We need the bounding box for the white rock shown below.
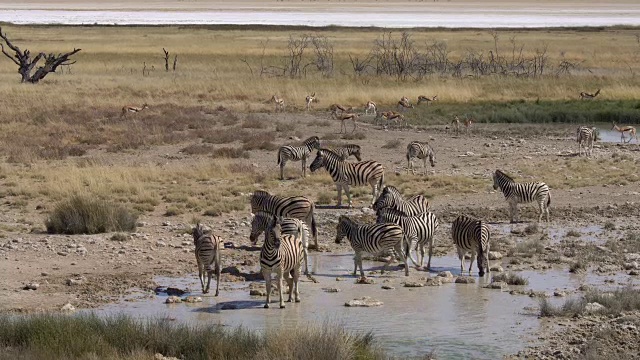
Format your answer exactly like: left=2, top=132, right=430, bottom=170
left=488, top=251, right=503, bottom=260
left=61, top=303, right=76, bottom=312
left=345, top=296, right=383, bottom=307
left=585, top=302, right=605, bottom=313
left=165, top=296, right=182, bottom=304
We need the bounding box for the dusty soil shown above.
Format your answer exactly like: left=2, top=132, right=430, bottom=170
left=1, top=111, right=639, bottom=357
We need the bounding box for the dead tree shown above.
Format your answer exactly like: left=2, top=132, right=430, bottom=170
left=163, top=48, right=170, bottom=72
left=0, top=27, right=81, bottom=84
left=173, top=55, right=178, bottom=71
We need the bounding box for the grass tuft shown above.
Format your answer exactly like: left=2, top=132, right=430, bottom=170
left=381, top=139, right=401, bottom=149
left=45, top=195, right=138, bottom=235
left=491, top=272, right=529, bottom=285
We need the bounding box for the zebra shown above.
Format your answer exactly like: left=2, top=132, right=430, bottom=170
left=335, top=215, right=408, bottom=277
left=277, top=136, right=321, bottom=180
left=492, top=169, right=551, bottom=223
left=192, top=223, right=223, bottom=296
left=326, top=144, right=362, bottom=161
left=451, top=215, right=490, bottom=277
left=250, top=211, right=310, bottom=275
left=376, top=208, right=439, bottom=270
left=576, top=126, right=596, bottom=157
left=372, top=185, right=429, bottom=216
left=260, top=215, right=305, bottom=309
left=309, top=148, right=384, bottom=207
left=250, top=190, right=319, bottom=249
left=406, top=141, right=436, bottom=174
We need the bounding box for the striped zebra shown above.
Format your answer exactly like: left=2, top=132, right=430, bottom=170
left=406, top=141, right=436, bottom=174
left=326, top=144, right=362, bottom=161
left=192, top=223, right=223, bottom=296
left=376, top=208, right=439, bottom=270
left=309, top=148, right=384, bottom=207
left=277, top=136, right=321, bottom=180
left=260, top=215, right=305, bottom=309
left=335, top=215, right=408, bottom=277
left=492, top=169, right=551, bottom=223
left=451, top=215, right=490, bottom=277
left=250, top=211, right=310, bottom=275
left=576, top=126, right=596, bottom=157
left=250, top=190, right=319, bottom=249
left=372, top=185, right=429, bottom=216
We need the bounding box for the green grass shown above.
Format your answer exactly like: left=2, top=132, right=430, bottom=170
left=45, top=195, right=138, bottom=234
left=0, top=314, right=386, bottom=360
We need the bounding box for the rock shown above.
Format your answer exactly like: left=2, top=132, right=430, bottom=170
left=66, top=278, right=83, bottom=286
left=623, top=261, right=639, bottom=270
left=183, top=296, right=203, bottom=303
left=554, top=291, right=567, bottom=297
left=23, top=283, right=39, bottom=290
left=624, top=253, right=640, bottom=261
left=426, top=277, right=442, bottom=286
left=455, top=276, right=476, bottom=284
left=585, top=302, right=605, bottom=313
left=345, top=296, right=383, bottom=307
left=155, top=241, right=167, bottom=247
left=41, top=272, right=49, bottom=276
left=222, top=266, right=242, bottom=276
left=162, top=221, right=171, bottom=226
left=490, top=265, right=504, bottom=272
left=629, top=270, right=639, bottom=276
left=486, top=281, right=507, bottom=290
left=437, top=271, right=453, bottom=278
left=166, top=287, right=187, bottom=296
left=381, top=285, right=395, bottom=290
left=578, top=284, right=593, bottom=292
left=335, top=277, right=345, bottom=281
left=61, top=303, right=75, bottom=312
left=355, top=277, right=375, bottom=284
left=76, top=246, right=87, bottom=255
left=57, top=251, right=69, bottom=256
left=488, top=251, right=503, bottom=260
left=165, top=296, right=182, bottom=304
left=596, top=264, right=619, bottom=273
left=249, top=289, right=267, bottom=296
left=404, top=281, right=424, bottom=288
left=360, top=207, right=375, bottom=215
left=322, top=287, right=341, bottom=293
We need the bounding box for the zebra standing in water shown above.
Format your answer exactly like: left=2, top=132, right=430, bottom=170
left=326, top=144, right=362, bottom=161
left=492, top=169, right=551, bottom=223
left=277, top=136, right=321, bottom=180
left=192, top=223, right=223, bottom=296
left=376, top=208, right=439, bottom=270
left=260, top=216, right=305, bottom=309
left=250, top=190, right=319, bottom=249
left=451, top=215, right=490, bottom=277
left=576, top=126, right=597, bottom=157
left=335, top=215, right=408, bottom=277
left=309, top=148, right=384, bottom=207
left=406, top=141, right=436, bottom=174
left=249, top=211, right=310, bottom=275
left=372, top=185, right=429, bottom=216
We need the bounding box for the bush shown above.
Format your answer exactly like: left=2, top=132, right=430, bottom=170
left=569, top=259, right=588, bottom=273
left=491, top=272, right=529, bottom=285
left=45, top=195, right=137, bottom=234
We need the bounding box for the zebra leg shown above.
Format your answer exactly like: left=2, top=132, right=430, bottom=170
left=457, top=248, right=466, bottom=276
left=205, top=269, right=212, bottom=294
left=336, top=184, right=343, bottom=207
left=345, top=184, right=352, bottom=208
left=262, top=269, right=272, bottom=308
left=280, top=160, right=286, bottom=180
left=214, top=259, right=221, bottom=297
left=301, top=157, right=306, bottom=178
left=198, top=263, right=206, bottom=293
left=285, top=273, right=294, bottom=302
left=509, top=201, right=518, bottom=223
left=277, top=268, right=285, bottom=309
left=355, top=251, right=365, bottom=278
left=395, top=243, right=409, bottom=276
left=293, top=267, right=301, bottom=303
left=538, top=200, right=544, bottom=223
left=426, top=236, right=434, bottom=271
left=468, top=249, right=477, bottom=276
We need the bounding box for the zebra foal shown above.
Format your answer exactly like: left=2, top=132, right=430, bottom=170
left=326, top=144, right=362, bottom=161
left=372, top=185, right=429, bottom=216
left=250, top=190, right=319, bottom=249
left=376, top=208, right=439, bottom=270
left=492, top=169, right=551, bottom=223
left=576, top=126, right=596, bottom=157
left=250, top=211, right=310, bottom=275
left=335, top=215, right=408, bottom=277
left=451, top=215, right=490, bottom=277
left=310, top=148, right=384, bottom=208
left=260, top=216, right=305, bottom=309
left=192, top=223, right=223, bottom=296
left=277, top=136, right=320, bottom=180
left=406, top=141, right=436, bottom=174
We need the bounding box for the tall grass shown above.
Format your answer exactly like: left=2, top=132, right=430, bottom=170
left=45, top=195, right=138, bottom=234
left=0, top=314, right=386, bottom=360
left=539, top=286, right=640, bottom=317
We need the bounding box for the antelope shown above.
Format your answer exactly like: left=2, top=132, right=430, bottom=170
left=329, top=103, right=348, bottom=118
left=611, top=122, right=638, bottom=143
left=364, top=101, right=377, bottom=116
left=463, top=116, right=475, bottom=133
left=417, top=95, right=438, bottom=106
left=379, top=111, right=406, bottom=128
left=121, top=103, right=148, bottom=118
left=451, top=115, right=461, bottom=134
left=398, top=97, right=414, bottom=112
left=579, top=89, right=601, bottom=100
left=271, top=95, right=285, bottom=112
left=338, top=113, right=359, bottom=133
left=305, top=93, right=317, bottom=111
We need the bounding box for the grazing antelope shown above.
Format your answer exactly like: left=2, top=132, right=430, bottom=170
left=337, top=113, right=359, bottom=133
left=121, top=103, right=148, bottom=118
left=305, top=93, right=317, bottom=111
left=329, top=103, right=348, bottom=118
left=271, top=95, right=285, bottom=112
left=383, top=111, right=406, bottom=128
left=463, top=116, right=475, bottom=134
left=398, top=98, right=414, bottom=112
left=579, top=89, right=601, bottom=100
left=417, top=95, right=438, bottom=106
left=364, top=101, right=377, bottom=116
left=451, top=115, right=461, bottom=134
left=611, top=122, right=638, bottom=143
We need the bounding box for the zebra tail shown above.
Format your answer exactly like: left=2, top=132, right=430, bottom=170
left=310, top=204, right=318, bottom=240
left=277, top=148, right=283, bottom=166
left=547, top=192, right=551, bottom=207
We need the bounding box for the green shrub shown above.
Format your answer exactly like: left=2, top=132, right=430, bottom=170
left=45, top=195, right=137, bottom=234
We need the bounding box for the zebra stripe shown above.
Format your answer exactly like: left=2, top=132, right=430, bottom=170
left=335, top=215, right=408, bottom=277
left=492, top=169, right=551, bottom=223
left=309, top=148, right=384, bottom=207
left=576, top=126, right=596, bottom=157
left=193, top=223, right=223, bottom=296
left=250, top=190, right=319, bottom=249
left=326, top=144, right=362, bottom=161
left=277, top=136, right=320, bottom=180
left=250, top=211, right=310, bottom=275
left=372, top=185, right=429, bottom=216
left=376, top=207, right=439, bottom=270
left=406, top=141, right=436, bottom=174
left=451, top=215, right=490, bottom=277
left=260, top=216, right=305, bottom=309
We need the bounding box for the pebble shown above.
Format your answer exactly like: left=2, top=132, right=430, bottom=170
left=554, top=291, right=567, bottom=297
left=584, top=302, right=605, bottom=313
left=322, top=287, right=341, bottom=293
left=61, top=303, right=76, bottom=312
left=23, top=283, right=39, bottom=290
left=183, top=296, right=203, bottom=303
left=490, top=265, right=504, bottom=272
left=165, top=296, right=182, bottom=304
left=381, top=285, right=395, bottom=290
left=404, top=281, right=424, bottom=288
left=488, top=251, right=503, bottom=260
left=66, top=278, right=83, bottom=286
left=486, top=281, right=508, bottom=290
left=426, top=277, right=443, bottom=286
left=355, top=277, right=375, bottom=284
left=437, top=271, right=453, bottom=278
left=344, top=296, right=383, bottom=307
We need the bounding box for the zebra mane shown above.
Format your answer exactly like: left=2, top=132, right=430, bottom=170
left=302, top=136, right=320, bottom=146
left=495, top=169, right=514, bottom=182
left=318, top=148, right=342, bottom=158
left=382, top=185, right=402, bottom=195
left=252, top=189, right=271, bottom=197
